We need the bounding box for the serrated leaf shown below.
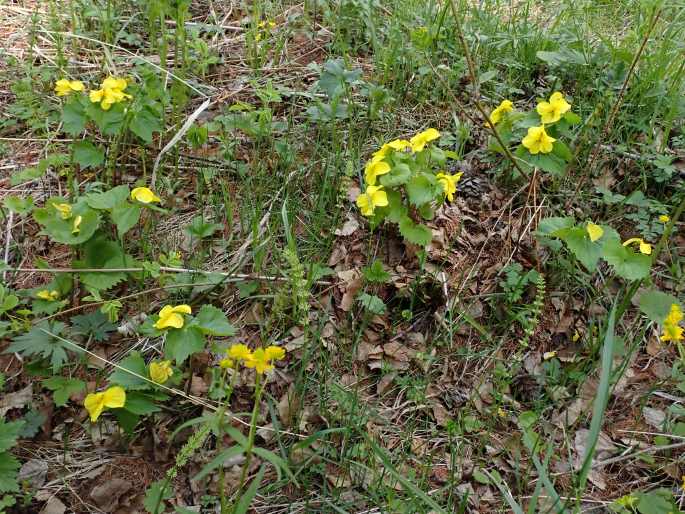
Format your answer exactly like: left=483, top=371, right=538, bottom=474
left=62, top=99, right=87, bottom=135
left=130, top=105, right=163, bottom=143
left=194, top=305, right=236, bottom=336
left=0, top=420, right=24, bottom=452
left=111, top=202, right=141, bottom=237
left=559, top=227, right=603, bottom=271
left=85, top=185, right=130, bottom=210
left=42, top=376, right=86, bottom=407
left=3, top=195, right=34, bottom=215
left=0, top=453, right=20, bottom=493
left=73, top=140, right=104, bottom=170
left=379, top=163, right=411, bottom=187
left=165, top=326, right=206, bottom=364
left=87, top=102, right=125, bottom=136
left=406, top=174, right=435, bottom=206
left=398, top=216, right=432, bottom=247
left=358, top=293, right=386, bottom=315
left=362, top=260, right=390, bottom=283
left=70, top=311, right=116, bottom=342
left=5, top=321, right=75, bottom=372
left=109, top=352, right=150, bottom=390
left=124, top=392, right=162, bottom=415
left=33, top=201, right=100, bottom=245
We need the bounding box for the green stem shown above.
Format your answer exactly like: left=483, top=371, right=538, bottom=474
left=218, top=368, right=239, bottom=513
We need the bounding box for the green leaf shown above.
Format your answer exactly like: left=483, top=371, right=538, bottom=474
left=0, top=453, right=20, bottom=493
left=42, top=376, right=86, bottom=407
left=635, top=489, right=679, bottom=514
left=85, top=185, right=130, bottom=210
left=379, top=163, right=411, bottom=187
left=405, top=174, right=435, bottom=206
left=192, top=445, right=243, bottom=481
left=639, top=290, right=680, bottom=324
left=109, top=352, right=150, bottom=390
left=602, top=240, right=651, bottom=280
left=552, top=140, right=573, bottom=162
left=0, top=419, right=24, bottom=452
left=233, top=465, right=266, bottom=514
left=165, top=326, right=205, bottom=364
left=73, top=140, right=104, bottom=170
left=357, top=293, right=386, bottom=315
left=186, top=217, right=222, bottom=239
left=252, top=446, right=297, bottom=484
left=143, top=479, right=173, bottom=514
left=362, top=260, right=390, bottom=283
left=559, top=227, right=603, bottom=271
left=114, top=409, right=140, bottom=435
left=124, top=392, right=162, bottom=415
left=536, top=48, right=587, bottom=66
left=563, top=112, right=581, bottom=125
left=77, top=234, right=130, bottom=290
left=521, top=152, right=567, bottom=176
left=130, top=106, right=163, bottom=143
left=194, top=305, right=236, bottom=336
left=383, top=189, right=407, bottom=224
left=86, top=102, right=125, bottom=136
left=3, top=195, right=34, bottom=215
left=33, top=200, right=100, bottom=245
left=398, top=216, right=432, bottom=247
left=111, top=202, right=141, bottom=237
left=5, top=321, right=75, bottom=372
left=62, top=99, right=87, bottom=135
left=536, top=216, right=575, bottom=236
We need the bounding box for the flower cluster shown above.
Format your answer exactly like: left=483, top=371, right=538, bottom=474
left=36, top=290, right=60, bottom=301
left=661, top=304, right=684, bottom=343
left=623, top=237, right=652, bottom=255
left=54, top=76, right=132, bottom=110
left=84, top=386, right=126, bottom=422
left=220, top=343, right=286, bottom=374
left=255, top=20, right=276, bottom=42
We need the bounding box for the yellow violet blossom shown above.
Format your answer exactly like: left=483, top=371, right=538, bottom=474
left=364, top=160, right=391, bottom=185
left=371, top=139, right=411, bottom=163
left=54, top=203, right=73, bottom=220
left=227, top=343, right=253, bottom=362
left=622, top=237, right=652, bottom=255
left=660, top=304, right=684, bottom=343
left=84, top=386, right=126, bottom=422
left=410, top=128, right=440, bottom=153
left=219, top=358, right=235, bottom=369
left=487, top=99, right=514, bottom=125
left=37, top=290, right=59, bottom=301
left=522, top=125, right=556, bottom=154
left=586, top=222, right=604, bottom=242
left=154, top=304, right=192, bottom=330
left=131, top=187, right=161, bottom=204
left=436, top=171, right=463, bottom=202
left=149, top=360, right=173, bottom=384
left=71, top=215, right=82, bottom=235
left=89, top=76, right=132, bottom=110
left=54, top=79, right=85, bottom=97
left=356, top=185, right=389, bottom=217
left=244, top=345, right=286, bottom=374
left=536, top=92, right=571, bottom=124
left=659, top=215, right=670, bottom=223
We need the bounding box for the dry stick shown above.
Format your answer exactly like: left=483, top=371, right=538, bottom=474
left=444, top=0, right=531, bottom=182
left=565, top=7, right=662, bottom=209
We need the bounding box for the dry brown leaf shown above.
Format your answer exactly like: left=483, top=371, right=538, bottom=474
left=0, top=383, right=32, bottom=416
left=90, top=478, right=132, bottom=512
left=40, top=496, right=67, bottom=514
left=335, top=215, right=360, bottom=237
left=642, top=407, right=666, bottom=429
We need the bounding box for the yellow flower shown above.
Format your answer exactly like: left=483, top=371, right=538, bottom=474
left=84, top=386, right=126, bottom=422
left=410, top=128, right=440, bottom=153
left=487, top=99, right=514, bottom=125
left=436, top=171, right=463, bottom=202
left=659, top=215, right=670, bottom=223
left=89, top=76, right=131, bottom=110
left=228, top=344, right=253, bottom=361
left=71, top=215, right=82, bottom=235
left=54, top=79, right=85, bottom=96
left=536, top=92, right=571, bottom=124
left=149, top=360, right=173, bottom=384
left=543, top=351, right=557, bottom=361
left=364, top=160, right=391, bottom=185
left=622, top=237, right=652, bottom=255
left=53, top=203, right=72, bottom=220
left=131, top=187, right=161, bottom=204
left=681, top=475, right=685, bottom=491
left=356, top=185, right=389, bottom=217
left=586, top=222, right=604, bottom=242
left=660, top=304, right=684, bottom=343
left=521, top=125, right=556, bottom=154
left=154, top=304, right=192, bottom=330
left=371, top=139, right=411, bottom=163
left=219, top=358, right=235, bottom=369
left=244, top=345, right=286, bottom=374
left=37, top=290, right=59, bottom=301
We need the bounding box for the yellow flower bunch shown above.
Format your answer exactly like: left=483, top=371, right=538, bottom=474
left=255, top=20, right=277, bottom=42
left=154, top=304, right=192, bottom=330
left=222, top=344, right=286, bottom=374
left=54, top=79, right=85, bottom=97
left=84, top=386, right=126, bottom=422
left=149, top=360, right=173, bottom=384
left=409, top=128, right=440, bottom=153
left=537, top=92, right=571, bottom=124
left=89, top=77, right=132, bottom=111
left=436, top=172, right=463, bottom=202
left=356, top=185, right=388, bottom=217
left=131, top=187, right=161, bottom=204
left=53, top=203, right=73, bottom=220
left=661, top=304, right=684, bottom=342
left=522, top=125, right=556, bottom=154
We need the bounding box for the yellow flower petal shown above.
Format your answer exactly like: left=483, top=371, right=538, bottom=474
left=622, top=237, right=651, bottom=255
left=659, top=215, right=670, bottom=223
left=53, top=203, right=72, bottom=220
left=131, top=187, right=161, bottom=204
left=154, top=304, right=191, bottom=330
left=71, top=215, right=82, bottom=235
left=149, top=360, right=173, bottom=384
left=487, top=99, right=514, bottom=125
left=356, top=193, right=373, bottom=217
left=537, top=92, right=571, bottom=124
left=102, top=386, right=126, bottom=408
left=89, top=89, right=104, bottom=103
left=228, top=344, right=253, bottom=361
left=522, top=125, right=556, bottom=155
left=84, top=392, right=106, bottom=422
left=410, top=128, right=440, bottom=153
left=586, top=222, right=604, bottom=242
left=219, top=358, right=235, bottom=369
left=364, top=160, right=391, bottom=186
left=37, top=290, right=59, bottom=301
left=264, top=345, right=286, bottom=361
